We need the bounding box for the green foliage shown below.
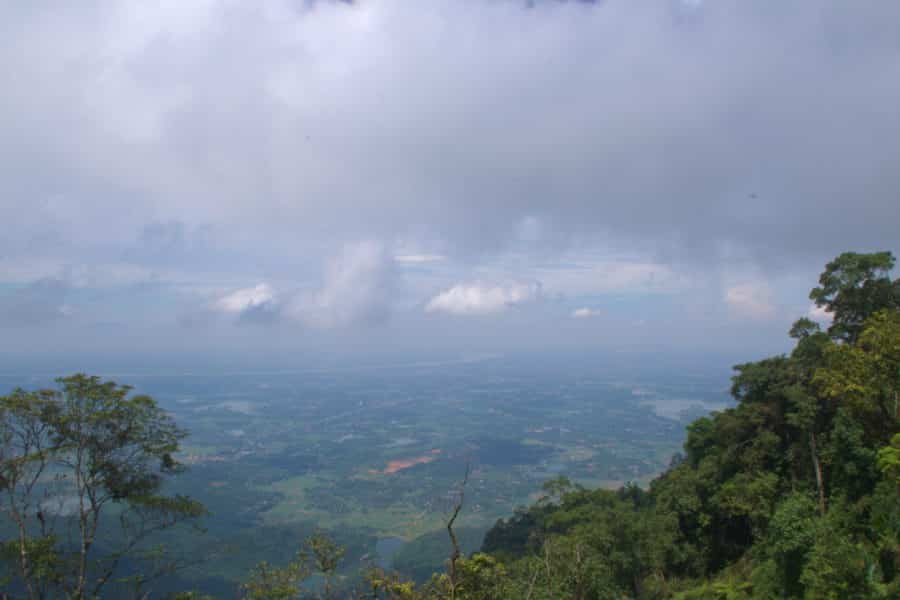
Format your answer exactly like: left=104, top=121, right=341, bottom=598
left=809, top=250, right=898, bottom=342
left=1, top=374, right=206, bottom=599
left=237, top=532, right=348, bottom=600
left=365, top=567, right=422, bottom=599
left=241, top=551, right=310, bottom=600
left=426, top=553, right=511, bottom=599
left=815, top=309, right=900, bottom=442
left=471, top=251, right=900, bottom=598
left=0, top=536, right=61, bottom=592
left=799, top=514, right=876, bottom=599
left=877, top=433, right=900, bottom=488
left=306, top=531, right=346, bottom=599
left=481, top=505, right=552, bottom=561
left=674, top=580, right=752, bottom=600
left=761, top=492, right=818, bottom=597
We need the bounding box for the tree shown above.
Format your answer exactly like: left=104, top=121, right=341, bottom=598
left=241, top=550, right=310, bottom=600
left=0, top=375, right=206, bottom=599
left=443, top=463, right=470, bottom=600
left=763, top=492, right=818, bottom=597
left=466, top=250, right=900, bottom=598
left=364, top=566, right=422, bottom=600
left=426, top=553, right=511, bottom=600
left=799, top=510, right=877, bottom=600
left=787, top=317, right=832, bottom=515
left=815, top=309, right=900, bottom=442
left=809, top=251, right=898, bottom=343
left=878, top=433, right=900, bottom=490
left=238, top=532, right=346, bottom=600
left=306, top=531, right=346, bottom=600
left=0, top=388, right=60, bottom=599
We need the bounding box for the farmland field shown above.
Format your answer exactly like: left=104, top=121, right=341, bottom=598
left=1, top=354, right=731, bottom=592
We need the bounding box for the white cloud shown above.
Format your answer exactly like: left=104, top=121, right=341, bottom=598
left=209, top=243, right=396, bottom=328
left=725, top=282, right=775, bottom=320
left=425, top=282, right=541, bottom=316
left=394, top=254, right=445, bottom=264
left=287, top=241, right=395, bottom=328
left=571, top=307, right=601, bottom=318
left=206, top=243, right=395, bottom=328
left=807, top=304, right=833, bottom=323
left=215, top=283, right=277, bottom=314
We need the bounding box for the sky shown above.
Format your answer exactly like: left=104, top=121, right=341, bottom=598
left=1, top=0, right=898, bottom=369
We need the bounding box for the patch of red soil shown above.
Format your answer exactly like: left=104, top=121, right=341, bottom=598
left=382, top=449, right=441, bottom=474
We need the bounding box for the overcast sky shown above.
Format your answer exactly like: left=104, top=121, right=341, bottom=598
left=1, top=0, right=898, bottom=368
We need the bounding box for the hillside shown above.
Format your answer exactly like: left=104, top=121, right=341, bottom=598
left=470, top=251, right=900, bottom=598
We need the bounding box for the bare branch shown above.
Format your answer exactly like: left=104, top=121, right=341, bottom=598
left=445, top=461, right=470, bottom=599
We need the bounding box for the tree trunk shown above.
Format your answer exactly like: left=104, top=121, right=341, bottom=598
left=809, top=431, right=826, bottom=516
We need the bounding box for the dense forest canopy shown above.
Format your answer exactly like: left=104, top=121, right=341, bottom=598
left=476, top=251, right=899, bottom=599
left=2, top=250, right=898, bottom=599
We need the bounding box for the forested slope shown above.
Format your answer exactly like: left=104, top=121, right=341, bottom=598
left=473, top=251, right=900, bottom=599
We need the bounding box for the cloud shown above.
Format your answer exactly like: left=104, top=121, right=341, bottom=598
left=286, top=241, right=396, bottom=328
left=571, top=307, right=601, bottom=318
left=0, top=278, right=72, bottom=326
left=140, top=220, right=187, bottom=255
left=215, top=283, right=278, bottom=314
left=3, top=0, right=898, bottom=268
left=394, top=254, right=446, bottom=265
left=724, top=282, right=775, bottom=320
left=1, top=1, right=898, bottom=358
left=213, top=283, right=281, bottom=324
left=426, top=281, right=541, bottom=316
left=533, top=258, right=688, bottom=296
left=207, top=242, right=396, bottom=329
